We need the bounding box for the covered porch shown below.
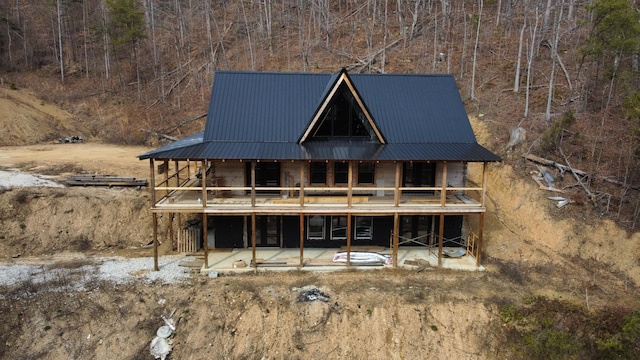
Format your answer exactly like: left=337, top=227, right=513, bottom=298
left=194, top=246, right=484, bottom=273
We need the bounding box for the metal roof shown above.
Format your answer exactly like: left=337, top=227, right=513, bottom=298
left=139, top=70, right=501, bottom=162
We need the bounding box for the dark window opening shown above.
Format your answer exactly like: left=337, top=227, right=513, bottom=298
left=310, top=162, right=327, bottom=185
left=402, top=162, right=436, bottom=195
left=357, top=162, right=375, bottom=184
left=311, top=84, right=375, bottom=141
left=245, top=162, right=280, bottom=195
left=334, top=163, right=348, bottom=185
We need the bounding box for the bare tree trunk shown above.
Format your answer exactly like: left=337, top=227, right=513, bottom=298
left=514, top=16, right=526, bottom=92
left=101, top=1, right=110, bottom=81
left=545, top=0, right=564, bottom=122
left=542, top=0, right=553, bottom=34
left=524, top=7, right=539, bottom=119
left=496, top=0, right=501, bottom=27
left=460, top=2, right=468, bottom=79
left=56, top=0, right=65, bottom=83
left=470, top=0, right=483, bottom=100
left=82, top=0, right=89, bottom=78
left=239, top=0, right=254, bottom=70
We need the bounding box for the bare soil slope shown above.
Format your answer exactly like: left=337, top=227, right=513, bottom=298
left=0, top=87, right=637, bottom=360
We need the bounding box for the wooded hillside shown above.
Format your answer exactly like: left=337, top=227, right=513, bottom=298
left=1, top=0, right=639, bottom=228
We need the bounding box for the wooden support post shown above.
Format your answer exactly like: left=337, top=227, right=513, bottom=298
left=299, top=162, right=305, bottom=208
left=163, top=159, right=169, bottom=198
left=393, top=213, right=399, bottom=268
left=476, top=213, right=484, bottom=267
left=346, top=214, right=352, bottom=267
left=348, top=162, right=353, bottom=208
left=201, top=160, right=209, bottom=269
left=481, top=162, right=487, bottom=208
left=440, top=161, right=448, bottom=207
left=201, top=160, right=208, bottom=205
left=174, top=160, right=180, bottom=187
left=251, top=162, right=256, bottom=207
left=150, top=159, right=159, bottom=271
left=438, top=214, right=445, bottom=268
left=203, top=213, right=209, bottom=269
left=169, top=212, right=174, bottom=250
left=153, top=213, right=159, bottom=271
left=394, top=162, right=401, bottom=207
left=299, top=214, right=305, bottom=267
left=251, top=213, right=257, bottom=269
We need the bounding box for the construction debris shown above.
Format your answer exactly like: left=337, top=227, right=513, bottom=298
left=297, top=287, right=331, bottom=303
left=150, top=310, right=176, bottom=360
left=331, top=251, right=392, bottom=265
left=65, top=174, right=148, bottom=188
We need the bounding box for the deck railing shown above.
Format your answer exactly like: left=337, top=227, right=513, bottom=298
left=152, top=181, right=485, bottom=211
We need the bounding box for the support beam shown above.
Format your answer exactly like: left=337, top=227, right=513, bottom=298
left=251, top=162, right=256, bottom=207
left=393, top=213, right=399, bottom=267
left=438, top=214, right=445, bottom=268
left=251, top=213, right=257, bottom=269
left=481, top=162, right=487, bottom=208
left=440, top=161, right=448, bottom=207
left=299, top=214, right=305, bottom=267
left=347, top=162, right=353, bottom=208
left=346, top=214, right=352, bottom=267
left=201, top=160, right=209, bottom=269
left=299, top=162, right=305, bottom=208
left=150, top=159, right=158, bottom=271
left=203, top=213, right=209, bottom=268
left=477, top=213, right=484, bottom=267
left=153, top=213, right=159, bottom=271
left=394, top=162, right=401, bottom=207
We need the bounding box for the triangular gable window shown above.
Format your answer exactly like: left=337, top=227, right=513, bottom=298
left=299, top=70, right=385, bottom=144
left=313, top=82, right=372, bottom=140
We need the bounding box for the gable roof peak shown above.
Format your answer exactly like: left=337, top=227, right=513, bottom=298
left=299, top=68, right=386, bottom=144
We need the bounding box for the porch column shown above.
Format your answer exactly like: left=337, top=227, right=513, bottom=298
left=438, top=214, right=445, bottom=268
left=251, top=213, right=257, bottom=269
left=348, top=162, right=353, bottom=208
left=202, top=213, right=209, bottom=268
left=346, top=214, right=352, bottom=267
left=202, top=160, right=209, bottom=268
left=153, top=213, right=159, bottom=271
left=394, top=162, right=401, bottom=207
left=299, top=162, right=305, bottom=208
left=481, top=162, right=487, bottom=207
left=251, top=161, right=256, bottom=207
left=150, top=159, right=159, bottom=271
left=440, top=161, right=448, bottom=207
left=163, top=159, right=169, bottom=198
left=477, top=213, right=484, bottom=267
left=392, top=213, right=399, bottom=268
left=299, top=214, right=305, bottom=267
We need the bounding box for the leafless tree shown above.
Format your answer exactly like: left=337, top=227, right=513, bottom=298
left=470, top=0, right=483, bottom=100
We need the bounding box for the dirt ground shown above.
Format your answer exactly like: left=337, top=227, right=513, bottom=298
left=0, top=86, right=638, bottom=359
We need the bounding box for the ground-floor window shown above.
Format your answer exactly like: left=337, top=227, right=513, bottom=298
left=355, top=216, right=373, bottom=240
left=307, top=215, right=325, bottom=239
left=331, top=216, right=347, bottom=240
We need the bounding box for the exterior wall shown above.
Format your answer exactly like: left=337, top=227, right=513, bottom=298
left=214, top=160, right=467, bottom=193
left=212, top=161, right=245, bottom=196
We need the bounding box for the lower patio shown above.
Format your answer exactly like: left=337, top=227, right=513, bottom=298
left=195, top=247, right=484, bottom=274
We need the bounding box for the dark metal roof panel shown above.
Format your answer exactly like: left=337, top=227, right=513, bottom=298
left=138, top=132, right=204, bottom=159
left=204, top=71, right=331, bottom=142
left=350, top=73, right=476, bottom=143
left=141, top=71, right=501, bottom=163
left=141, top=141, right=500, bottom=162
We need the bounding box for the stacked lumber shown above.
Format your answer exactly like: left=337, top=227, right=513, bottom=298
left=65, top=174, right=148, bottom=187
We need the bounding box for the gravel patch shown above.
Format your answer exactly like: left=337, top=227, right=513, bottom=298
left=0, top=169, right=63, bottom=188
left=0, top=255, right=192, bottom=297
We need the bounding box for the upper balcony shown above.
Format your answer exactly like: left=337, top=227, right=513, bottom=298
left=151, top=176, right=486, bottom=215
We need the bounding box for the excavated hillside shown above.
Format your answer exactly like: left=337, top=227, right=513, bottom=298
left=0, top=85, right=638, bottom=359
